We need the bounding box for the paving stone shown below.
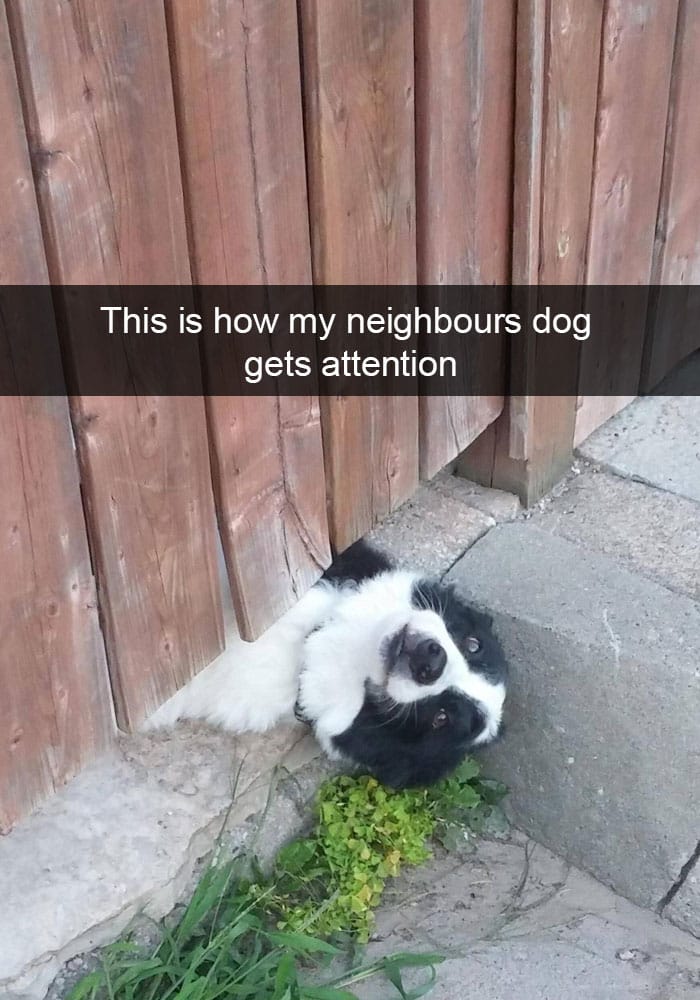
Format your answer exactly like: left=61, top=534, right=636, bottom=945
left=446, top=523, right=700, bottom=919
left=433, top=471, right=522, bottom=522
left=531, top=467, right=700, bottom=602
left=354, top=838, right=700, bottom=1000
left=367, top=483, right=494, bottom=576
left=578, top=353, right=700, bottom=503
left=7, top=457, right=700, bottom=1000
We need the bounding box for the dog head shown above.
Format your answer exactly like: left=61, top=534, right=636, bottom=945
left=379, top=580, right=506, bottom=741
left=299, top=571, right=508, bottom=789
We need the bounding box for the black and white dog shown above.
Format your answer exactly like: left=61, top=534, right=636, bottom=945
left=147, top=541, right=507, bottom=788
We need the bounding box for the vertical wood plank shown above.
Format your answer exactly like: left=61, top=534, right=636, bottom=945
left=539, top=0, right=604, bottom=287
left=300, top=0, right=419, bottom=551
left=8, top=0, right=223, bottom=728
left=575, top=0, right=679, bottom=444
left=459, top=0, right=603, bottom=503
left=166, top=0, right=330, bottom=639
left=511, top=0, right=603, bottom=486
left=416, top=0, right=515, bottom=287
left=0, top=5, right=114, bottom=831
left=644, top=0, right=700, bottom=388
left=415, top=0, right=512, bottom=479
left=459, top=0, right=548, bottom=499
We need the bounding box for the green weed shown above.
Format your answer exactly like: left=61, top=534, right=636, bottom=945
left=253, top=758, right=507, bottom=943
left=68, top=758, right=505, bottom=1000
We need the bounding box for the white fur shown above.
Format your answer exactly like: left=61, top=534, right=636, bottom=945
left=145, top=570, right=505, bottom=757
left=145, top=582, right=340, bottom=732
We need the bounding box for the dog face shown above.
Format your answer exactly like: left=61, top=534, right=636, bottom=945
left=297, top=570, right=508, bottom=789
left=380, top=582, right=507, bottom=743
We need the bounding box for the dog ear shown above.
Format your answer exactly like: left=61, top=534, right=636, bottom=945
left=323, top=539, right=394, bottom=585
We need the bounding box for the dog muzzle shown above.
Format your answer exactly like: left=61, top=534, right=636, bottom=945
left=386, top=626, right=447, bottom=685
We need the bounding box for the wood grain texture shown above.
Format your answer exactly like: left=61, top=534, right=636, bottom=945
left=416, top=0, right=515, bottom=287
left=575, top=0, right=679, bottom=444
left=539, top=0, right=604, bottom=287
left=167, top=0, right=330, bottom=638
left=8, top=0, right=223, bottom=729
left=415, top=0, right=511, bottom=479
left=300, top=0, right=419, bottom=551
left=459, top=0, right=603, bottom=502
left=644, top=0, right=700, bottom=389
left=167, top=0, right=312, bottom=287
left=0, top=6, right=114, bottom=831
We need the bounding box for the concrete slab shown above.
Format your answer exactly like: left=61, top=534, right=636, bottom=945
left=578, top=354, right=700, bottom=503
left=367, top=482, right=494, bottom=576
left=445, top=523, right=700, bottom=918
left=667, top=857, right=700, bottom=939
left=356, top=837, right=700, bottom=1000
left=432, top=470, right=522, bottom=522
left=531, top=467, right=700, bottom=602
left=0, top=725, right=330, bottom=1000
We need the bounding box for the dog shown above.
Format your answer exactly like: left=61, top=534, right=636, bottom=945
left=146, top=540, right=508, bottom=788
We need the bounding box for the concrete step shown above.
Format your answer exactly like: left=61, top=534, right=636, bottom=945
left=447, top=521, right=700, bottom=937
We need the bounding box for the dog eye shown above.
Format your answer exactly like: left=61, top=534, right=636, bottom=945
left=465, top=636, right=481, bottom=654
left=432, top=709, right=449, bottom=729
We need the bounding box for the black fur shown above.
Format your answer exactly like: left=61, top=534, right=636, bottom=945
left=333, top=686, right=486, bottom=789
left=323, top=539, right=394, bottom=586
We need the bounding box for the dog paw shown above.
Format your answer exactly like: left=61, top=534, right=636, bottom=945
left=293, top=701, right=312, bottom=725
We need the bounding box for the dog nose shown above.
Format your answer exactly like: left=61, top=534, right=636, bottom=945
left=409, top=638, right=447, bottom=684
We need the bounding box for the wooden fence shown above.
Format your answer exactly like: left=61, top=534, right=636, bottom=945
left=1, top=0, right=698, bottom=831
left=461, top=0, right=700, bottom=500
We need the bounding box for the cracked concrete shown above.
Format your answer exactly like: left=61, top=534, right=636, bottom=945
left=0, top=725, right=332, bottom=1000
left=663, top=844, right=700, bottom=939
left=354, top=835, right=700, bottom=1000
left=659, top=843, right=700, bottom=914
left=366, top=481, right=495, bottom=576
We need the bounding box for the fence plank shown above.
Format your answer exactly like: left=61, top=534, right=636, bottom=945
left=415, top=0, right=512, bottom=479
left=575, top=0, right=679, bottom=444
left=300, top=0, right=419, bottom=551
left=0, top=7, right=114, bottom=831
left=458, top=0, right=602, bottom=503
left=166, top=0, right=331, bottom=639
left=644, top=0, right=700, bottom=388
left=8, top=0, right=223, bottom=729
